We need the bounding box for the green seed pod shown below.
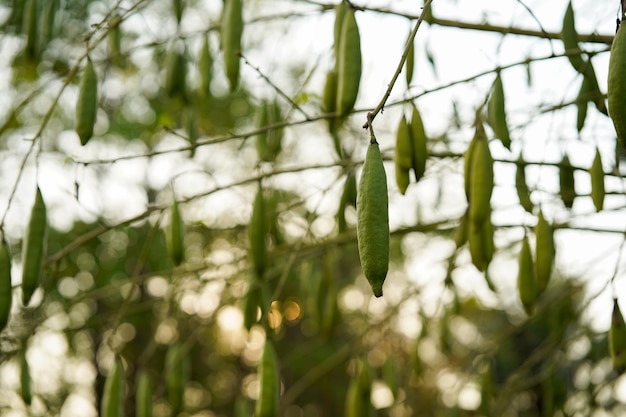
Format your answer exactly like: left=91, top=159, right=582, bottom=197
left=395, top=116, right=413, bottom=170
left=333, top=1, right=348, bottom=59
left=576, top=75, right=592, bottom=132
left=463, top=132, right=479, bottom=202
left=410, top=104, right=428, bottom=182
left=468, top=213, right=494, bottom=272
left=0, top=240, right=12, bottom=332
left=357, top=140, right=389, bottom=297
left=255, top=100, right=283, bottom=163
left=173, top=0, right=184, bottom=24
left=244, top=275, right=261, bottom=330
left=22, top=186, right=47, bottom=307
left=20, top=350, right=31, bottom=405
left=517, top=235, right=537, bottom=315
left=335, top=7, right=361, bottom=116
left=101, top=357, right=124, bottom=417
left=535, top=210, right=555, bottom=294
left=453, top=209, right=469, bottom=249
left=515, top=156, right=533, bottom=213
left=249, top=186, right=267, bottom=280
left=22, top=0, right=38, bottom=61
left=235, top=396, right=252, bottom=417
left=338, top=171, right=357, bottom=232
left=610, top=298, right=626, bottom=372
left=136, top=370, right=153, bottom=417
left=405, top=31, right=415, bottom=87
left=395, top=164, right=410, bottom=196
left=221, top=0, right=243, bottom=91
left=40, top=0, right=58, bottom=48
left=255, top=340, right=280, bottom=417
left=487, top=74, right=511, bottom=150
left=164, top=48, right=187, bottom=99
left=608, top=22, right=626, bottom=147
left=590, top=147, right=605, bottom=212
left=582, top=63, right=607, bottom=115
left=323, top=69, right=337, bottom=115
left=561, top=1, right=585, bottom=73
left=108, top=17, right=123, bottom=66
left=198, top=35, right=213, bottom=97
left=559, top=155, right=576, bottom=209
left=75, top=59, right=98, bottom=145
left=165, top=342, right=190, bottom=415
left=167, top=199, right=184, bottom=266
left=345, top=362, right=373, bottom=417
left=468, top=122, right=493, bottom=226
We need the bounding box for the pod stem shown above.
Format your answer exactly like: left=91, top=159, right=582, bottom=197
left=366, top=113, right=378, bottom=144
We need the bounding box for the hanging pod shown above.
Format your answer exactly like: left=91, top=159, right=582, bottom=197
left=0, top=240, right=12, bottom=332
left=101, top=357, right=124, bottom=417
left=198, top=35, right=213, bottom=97
left=487, top=73, right=511, bottom=150
left=221, top=0, right=243, bottom=91
left=468, top=122, right=494, bottom=226
left=165, top=342, right=190, bottom=415
left=75, top=59, right=98, bottom=145
left=164, top=47, right=187, bottom=99
left=394, top=115, right=413, bottom=195
left=576, top=75, right=592, bottom=132
left=608, top=18, right=626, bottom=147
left=333, top=1, right=348, bottom=59
left=249, top=186, right=267, bottom=280
left=517, top=235, right=537, bottom=315
left=167, top=199, right=185, bottom=266
left=589, top=147, right=605, bottom=212
left=515, top=156, right=533, bottom=213
left=337, top=170, right=358, bottom=232
left=357, top=139, right=389, bottom=297
left=22, top=0, right=38, bottom=61
left=255, top=100, right=283, bottom=163
left=610, top=299, right=626, bottom=372
left=561, top=1, right=585, bottom=73
left=405, top=31, right=415, bottom=87
left=558, top=155, right=576, bottom=209
left=345, top=361, right=373, bottom=417
left=255, top=340, right=280, bottom=417
left=468, top=212, right=494, bottom=272
left=22, top=186, right=47, bottom=306
left=335, top=7, right=361, bottom=116
left=136, top=370, right=153, bottom=417
left=535, top=210, right=555, bottom=294
left=410, top=104, right=428, bottom=182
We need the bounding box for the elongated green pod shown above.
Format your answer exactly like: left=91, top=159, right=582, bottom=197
left=244, top=275, right=261, bottom=330
left=608, top=22, right=626, bottom=147
left=41, top=0, right=58, bottom=48
left=235, top=396, right=252, bottom=417
left=559, top=155, right=576, bottom=209
left=338, top=170, right=357, bottom=232
left=610, top=298, right=626, bottom=372
left=168, top=199, right=184, bottom=265
left=515, top=157, right=533, bottom=213
left=517, top=235, right=537, bottom=315
left=249, top=186, right=267, bottom=279
left=535, top=210, right=555, bottom=294
left=173, top=0, right=184, bottom=23
left=582, top=63, right=607, bottom=115
left=357, top=139, right=389, bottom=297
left=345, top=362, right=373, bottom=417
left=468, top=122, right=493, bottom=226
left=468, top=213, right=494, bottom=272
left=198, top=35, right=213, bottom=97
left=101, top=356, right=124, bottom=417
left=75, top=60, right=98, bottom=145
left=22, top=186, right=47, bottom=306
left=0, top=240, right=12, bottom=332
left=136, top=370, right=153, bottom=417
left=590, top=147, right=605, bottom=212
left=20, top=350, right=31, bottom=405
left=453, top=209, right=469, bottom=249
left=335, top=7, right=361, bottom=116
left=165, top=342, right=190, bottom=415
left=164, top=48, right=186, bottom=99
left=221, top=0, right=243, bottom=91
left=405, top=31, right=415, bottom=86
left=463, top=133, right=479, bottom=202
left=255, top=340, right=280, bottom=417
left=561, top=1, right=585, bottom=72
left=576, top=75, right=592, bottom=132
left=487, top=74, right=511, bottom=150
left=22, top=0, right=38, bottom=60
left=410, top=104, right=428, bottom=182
left=395, top=164, right=410, bottom=196
left=323, top=69, right=337, bottom=114
left=395, top=116, right=413, bottom=170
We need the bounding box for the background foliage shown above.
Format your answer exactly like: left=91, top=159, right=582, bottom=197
left=0, top=0, right=625, bottom=416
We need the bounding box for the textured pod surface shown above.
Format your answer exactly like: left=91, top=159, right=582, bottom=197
left=75, top=60, right=98, bottom=145
left=610, top=299, right=626, bottom=372
left=333, top=1, right=348, bottom=59
left=0, top=241, right=12, bottom=332
left=22, top=187, right=47, bottom=306
left=515, top=157, right=533, bottom=213
left=249, top=187, right=267, bottom=280
left=410, top=104, right=428, bottom=182
left=255, top=340, right=280, bottom=417
left=221, top=0, right=243, bottom=91
left=166, top=342, right=190, bottom=415
left=517, top=236, right=537, bottom=315
left=535, top=210, right=555, bottom=293
left=357, top=141, right=389, bottom=297
left=395, top=116, right=413, bottom=170
left=468, top=123, right=493, bottom=226
left=136, top=370, right=153, bottom=417
left=168, top=200, right=184, bottom=265
left=335, top=8, right=361, bottom=116
left=487, top=74, right=511, bottom=149
left=561, top=1, right=585, bottom=72
left=559, top=155, right=576, bottom=209
left=590, top=147, right=605, bottom=212
left=101, top=357, right=124, bottom=417
left=608, top=22, right=626, bottom=147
